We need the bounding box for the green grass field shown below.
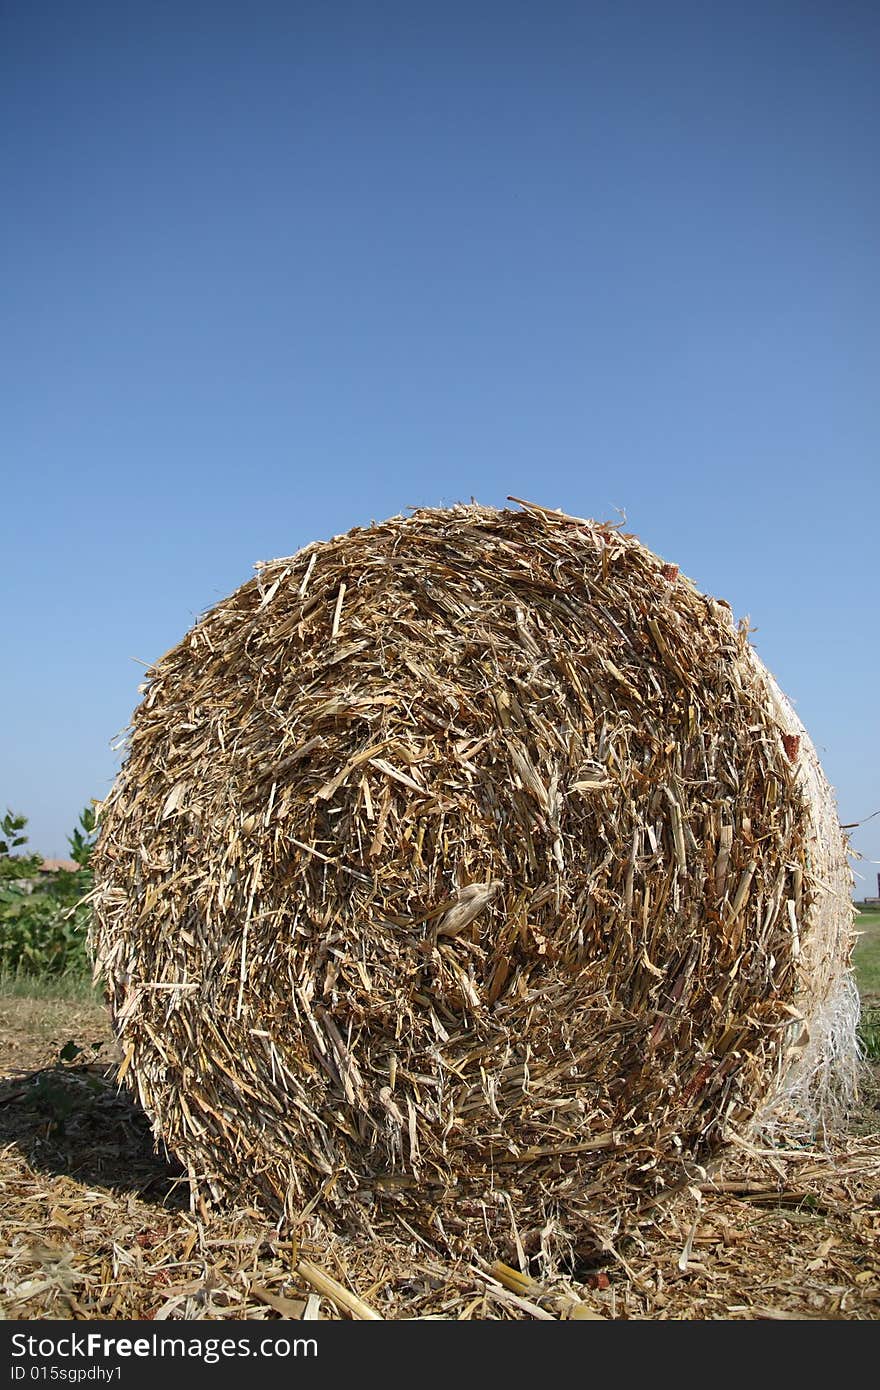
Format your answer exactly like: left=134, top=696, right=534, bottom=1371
left=853, top=909, right=880, bottom=999
left=0, top=968, right=98, bottom=1002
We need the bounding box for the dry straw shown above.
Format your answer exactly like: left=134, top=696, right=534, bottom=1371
left=90, top=500, right=858, bottom=1261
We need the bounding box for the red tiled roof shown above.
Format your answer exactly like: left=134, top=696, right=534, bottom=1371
left=37, top=858, right=81, bottom=874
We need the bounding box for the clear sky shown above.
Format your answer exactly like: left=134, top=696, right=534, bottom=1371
left=2, top=2, right=877, bottom=892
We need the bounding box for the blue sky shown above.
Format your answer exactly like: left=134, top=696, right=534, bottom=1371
left=2, top=2, right=877, bottom=891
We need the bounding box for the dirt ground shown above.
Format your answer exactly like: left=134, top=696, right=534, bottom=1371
left=1, top=995, right=879, bottom=1320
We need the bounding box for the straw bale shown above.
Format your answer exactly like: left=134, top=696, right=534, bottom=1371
left=89, top=501, right=858, bottom=1257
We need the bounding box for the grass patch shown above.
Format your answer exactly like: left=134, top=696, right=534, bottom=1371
left=0, top=968, right=99, bottom=1004
left=859, top=1005, right=880, bottom=1061
left=852, top=910, right=880, bottom=1061
left=853, top=910, right=880, bottom=999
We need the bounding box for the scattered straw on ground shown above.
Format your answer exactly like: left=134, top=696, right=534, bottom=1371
left=1, top=1010, right=878, bottom=1319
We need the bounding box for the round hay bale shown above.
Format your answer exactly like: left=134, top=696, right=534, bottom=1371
left=90, top=500, right=857, bottom=1253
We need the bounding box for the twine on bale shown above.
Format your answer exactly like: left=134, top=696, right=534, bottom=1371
left=89, top=500, right=858, bottom=1261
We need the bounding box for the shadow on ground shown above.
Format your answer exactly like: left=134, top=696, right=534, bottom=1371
left=0, top=1056, right=187, bottom=1205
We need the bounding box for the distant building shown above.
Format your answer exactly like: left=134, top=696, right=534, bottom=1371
left=859, top=874, right=880, bottom=910
left=4, top=856, right=81, bottom=894
left=37, top=858, right=80, bottom=875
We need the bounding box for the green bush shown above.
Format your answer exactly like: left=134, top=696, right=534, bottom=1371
left=0, top=806, right=96, bottom=977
